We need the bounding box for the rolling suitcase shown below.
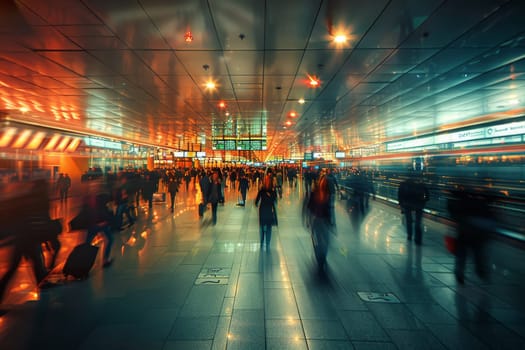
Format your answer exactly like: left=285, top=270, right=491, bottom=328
left=152, top=192, right=166, bottom=202
left=63, top=243, right=99, bottom=279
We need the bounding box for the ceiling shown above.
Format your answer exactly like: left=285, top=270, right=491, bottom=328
left=1, top=0, right=524, bottom=160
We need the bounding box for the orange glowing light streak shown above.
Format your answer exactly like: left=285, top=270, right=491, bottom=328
left=0, top=127, right=17, bottom=147
left=26, top=131, right=46, bottom=149
left=65, top=137, right=81, bottom=152
left=11, top=129, right=32, bottom=148
left=304, top=74, right=321, bottom=88
left=44, top=134, right=61, bottom=151
left=55, top=136, right=71, bottom=151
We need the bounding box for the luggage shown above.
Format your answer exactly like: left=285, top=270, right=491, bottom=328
left=152, top=192, right=166, bottom=202
left=63, top=243, right=99, bottom=279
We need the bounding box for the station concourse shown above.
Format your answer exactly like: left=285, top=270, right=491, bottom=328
left=1, top=179, right=525, bottom=350
left=1, top=0, right=525, bottom=349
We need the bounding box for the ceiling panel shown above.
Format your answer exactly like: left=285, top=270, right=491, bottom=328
left=0, top=0, right=524, bottom=160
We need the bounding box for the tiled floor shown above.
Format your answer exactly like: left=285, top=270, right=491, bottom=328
left=1, top=181, right=525, bottom=349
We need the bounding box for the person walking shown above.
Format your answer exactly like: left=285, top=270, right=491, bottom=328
left=0, top=179, right=58, bottom=302
left=307, top=174, right=334, bottom=270
left=447, top=186, right=496, bottom=284
left=206, top=171, right=223, bottom=225
left=167, top=176, right=180, bottom=212
left=238, top=173, right=249, bottom=206
left=397, top=172, right=429, bottom=245
left=83, top=181, right=115, bottom=267
left=56, top=173, right=70, bottom=202
left=255, top=175, right=277, bottom=249
left=141, top=173, right=156, bottom=209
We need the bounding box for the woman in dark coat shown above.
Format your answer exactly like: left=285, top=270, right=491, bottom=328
left=167, top=176, right=180, bottom=212
left=206, top=171, right=223, bottom=225
left=255, top=175, right=277, bottom=249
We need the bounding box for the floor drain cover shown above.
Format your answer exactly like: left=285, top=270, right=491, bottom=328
left=357, top=292, right=401, bottom=303
left=195, top=267, right=231, bottom=285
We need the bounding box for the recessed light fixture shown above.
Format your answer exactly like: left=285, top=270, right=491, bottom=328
left=333, top=34, right=347, bottom=43
left=298, top=98, right=305, bottom=104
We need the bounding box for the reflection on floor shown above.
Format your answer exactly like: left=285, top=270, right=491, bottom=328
left=1, top=182, right=525, bottom=350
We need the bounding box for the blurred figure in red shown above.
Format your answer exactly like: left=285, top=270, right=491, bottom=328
left=447, top=185, right=496, bottom=284
left=307, top=174, right=335, bottom=270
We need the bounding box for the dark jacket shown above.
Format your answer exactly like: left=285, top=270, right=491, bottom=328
left=255, top=188, right=277, bottom=226
left=168, top=179, right=179, bottom=194
left=206, top=182, right=223, bottom=204
left=85, top=192, right=113, bottom=226
left=398, top=179, right=429, bottom=210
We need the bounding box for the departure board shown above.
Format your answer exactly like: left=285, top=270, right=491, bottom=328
left=212, top=140, right=236, bottom=150
left=212, top=139, right=266, bottom=150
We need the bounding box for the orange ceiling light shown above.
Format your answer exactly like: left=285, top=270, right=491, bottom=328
left=205, top=80, right=216, bottom=90
left=0, top=127, right=16, bottom=147
left=285, top=120, right=292, bottom=126
left=288, top=111, right=298, bottom=118
left=11, top=129, right=32, bottom=148
left=218, top=101, right=226, bottom=108
left=306, top=74, right=320, bottom=88
left=184, top=31, right=193, bottom=42
left=26, top=131, right=46, bottom=150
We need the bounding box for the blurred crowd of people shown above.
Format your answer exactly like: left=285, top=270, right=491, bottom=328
left=0, top=163, right=504, bottom=304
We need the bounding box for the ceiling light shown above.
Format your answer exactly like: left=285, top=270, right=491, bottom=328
left=184, top=31, right=193, bottom=42
left=218, top=101, right=226, bottom=108
left=307, top=75, right=320, bottom=87
left=285, top=121, right=292, bottom=126
left=333, top=34, right=347, bottom=43
left=205, top=81, right=216, bottom=90
left=288, top=111, right=297, bottom=118
left=298, top=98, right=305, bottom=104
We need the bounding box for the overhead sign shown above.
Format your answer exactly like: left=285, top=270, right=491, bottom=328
left=386, top=120, right=525, bottom=152
left=84, top=137, right=122, bottom=150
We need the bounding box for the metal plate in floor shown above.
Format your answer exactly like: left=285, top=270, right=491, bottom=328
left=198, top=267, right=231, bottom=278
left=357, top=292, right=401, bottom=303
left=195, top=267, right=231, bottom=285
left=195, top=278, right=229, bottom=285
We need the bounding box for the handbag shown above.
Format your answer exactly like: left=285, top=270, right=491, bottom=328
left=444, top=235, right=456, bottom=255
